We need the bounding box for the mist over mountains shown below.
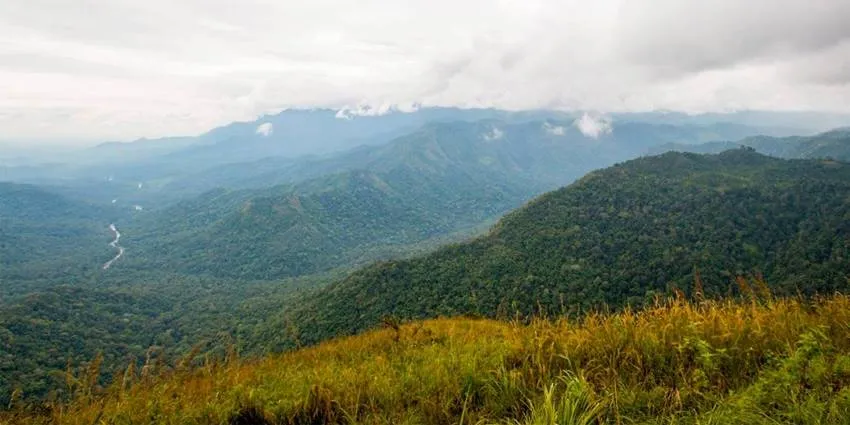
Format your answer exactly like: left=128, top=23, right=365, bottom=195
left=4, top=0, right=850, bottom=420
left=2, top=106, right=850, bottom=406
left=2, top=107, right=836, bottom=207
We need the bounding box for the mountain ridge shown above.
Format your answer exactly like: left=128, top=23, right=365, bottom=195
left=651, top=128, right=850, bottom=160
left=271, top=150, right=850, bottom=346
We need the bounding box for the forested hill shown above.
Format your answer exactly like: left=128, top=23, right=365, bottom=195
left=278, top=149, right=850, bottom=345
left=124, top=119, right=704, bottom=280
left=0, top=183, right=112, bottom=285
left=651, top=128, right=850, bottom=160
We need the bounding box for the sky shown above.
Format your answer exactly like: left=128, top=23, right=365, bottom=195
left=2, top=0, right=850, bottom=143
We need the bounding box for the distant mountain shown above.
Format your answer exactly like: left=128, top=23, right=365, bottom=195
left=0, top=108, right=537, bottom=179
left=1, top=108, right=820, bottom=208
left=0, top=108, right=572, bottom=207
left=615, top=110, right=850, bottom=132
left=121, top=118, right=796, bottom=280
left=146, top=118, right=800, bottom=200
left=190, top=107, right=515, bottom=158
left=120, top=120, right=581, bottom=279
left=650, top=128, right=850, bottom=160
left=279, top=150, right=850, bottom=344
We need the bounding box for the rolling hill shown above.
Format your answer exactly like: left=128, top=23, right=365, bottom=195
left=121, top=119, right=783, bottom=280
left=276, top=149, right=850, bottom=346
left=3, top=120, right=846, bottom=407
left=1, top=109, right=812, bottom=208
left=6, top=296, right=850, bottom=424
left=3, top=118, right=795, bottom=401
left=0, top=182, right=117, bottom=290
left=652, top=128, right=850, bottom=160
left=121, top=120, right=578, bottom=279
left=0, top=108, right=538, bottom=204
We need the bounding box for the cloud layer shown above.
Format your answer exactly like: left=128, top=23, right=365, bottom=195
left=255, top=123, right=273, bottom=137
left=2, top=0, right=849, bottom=142
left=574, top=113, right=612, bottom=139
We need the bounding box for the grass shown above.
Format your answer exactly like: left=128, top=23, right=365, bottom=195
left=4, top=294, right=850, bottom=424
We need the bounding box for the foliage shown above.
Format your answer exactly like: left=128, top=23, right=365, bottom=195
left=0, top=269, right=346, bottom=405
left=3, top=295, right=850, bottom=424
left=0, top=183, right=115, bottom=282
left=284, top=150, right=850, bottom=345
left=121, top=118, right=666, bottom=280
left=4, top=145, right=850, bottom=408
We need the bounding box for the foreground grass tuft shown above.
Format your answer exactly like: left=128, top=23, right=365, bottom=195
left=4, top=295, right=850, bottom=424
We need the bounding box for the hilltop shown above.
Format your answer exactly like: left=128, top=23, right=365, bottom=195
left=277, top=150, right=850, bottom=345
left=124, top=119, right=753, bottom=280
left=5, top=295, right=850, bottom=424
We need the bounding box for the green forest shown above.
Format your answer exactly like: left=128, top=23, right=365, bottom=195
left=2, top=124, right=850, bottom=423
left=3, top=0, right=850, bottom=418
left=275, top=149, right=850, bottom=346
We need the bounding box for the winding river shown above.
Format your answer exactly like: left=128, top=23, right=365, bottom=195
left=102, top=223, right=124, bottom=270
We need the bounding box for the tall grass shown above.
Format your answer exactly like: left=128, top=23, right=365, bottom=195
left=4, top=295, right=850, bottom=424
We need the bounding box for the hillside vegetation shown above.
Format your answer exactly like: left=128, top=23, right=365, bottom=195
left=279, top=150, right=850, bottom=345
left=4, top=142, right=849, bottom=406
left=119, top=119, right=587, bottom=279
left=0, top=182, right=115, bottom=285
left=125, top=119, right=784, bottom=281
left=651, top=128, right=850, bottom=160
left=4, top=294, right=850, bottom=424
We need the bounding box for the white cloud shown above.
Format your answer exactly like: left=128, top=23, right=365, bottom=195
left=543, top=122, right=565, bottom=136
left=255, top=122, right=273, bottom=136
left=335, top=102, right=421, bottom=119
left=573, top=113, right=612, bottom=139
left=0, top=0, right=848, bottom=143
left=483, top=127, right=504, bottom=141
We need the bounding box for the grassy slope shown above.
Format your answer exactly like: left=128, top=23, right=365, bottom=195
left=6, top=294, right=850, bottom=424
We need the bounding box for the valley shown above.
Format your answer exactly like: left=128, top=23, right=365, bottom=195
left=2, top=108, right=850, bottom=423
left=5, top=2, right=850, bottom=422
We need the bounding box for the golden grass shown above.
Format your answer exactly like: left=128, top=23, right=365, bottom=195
left=4, top=295, right=850, bottom=424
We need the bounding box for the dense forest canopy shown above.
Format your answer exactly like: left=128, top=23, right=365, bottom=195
left=278, top=149, right=850, bottom=346
left=2, top=119, right=849, bottom=406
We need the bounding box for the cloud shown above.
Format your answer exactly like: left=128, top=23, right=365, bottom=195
left=543, top=122, right=565, bottom=136
left=482, top=127, right=503, bottom=141
left=335, top=102, right=421, bottom=119
left=615, top=0, right=850, bottom=78
left=255, top=122, right=273, bottom=136
left=573, top=113, right=612, bottom=139
left=1, top=0, right=849, bottom=142
left=780, top=40, right=850, bottom=86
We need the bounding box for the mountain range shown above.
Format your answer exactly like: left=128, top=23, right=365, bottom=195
left=2, top=109, right=850, bottom=406
left=651, top=128, right=850, bottom=160
left=0, top=108, right=821, bottom=207
left=269, top=149, right=850, bottom=347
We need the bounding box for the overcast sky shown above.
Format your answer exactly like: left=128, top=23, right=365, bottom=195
left=2, top=0, right=850, bottom=143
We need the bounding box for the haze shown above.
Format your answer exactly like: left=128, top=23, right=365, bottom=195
left=2, top=0, right=850, bottom=144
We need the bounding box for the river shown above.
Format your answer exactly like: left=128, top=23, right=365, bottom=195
left=102, top=223, right=124, bottom=270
